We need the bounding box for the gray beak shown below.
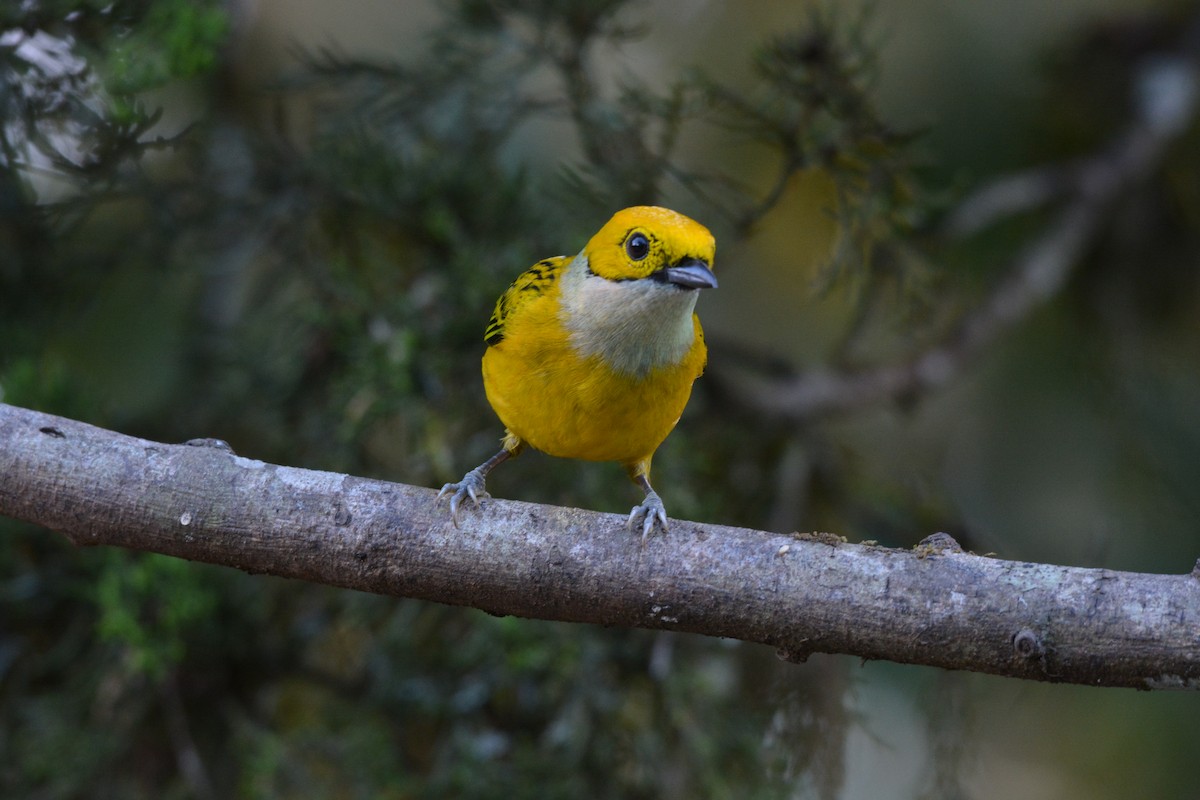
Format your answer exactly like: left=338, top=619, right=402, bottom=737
left=654, top=257, right=718, bottom=289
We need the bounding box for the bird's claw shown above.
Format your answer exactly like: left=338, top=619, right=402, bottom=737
left=628, top=490, right=669, bottom=542
left=437, top=468, right=489, bottom=527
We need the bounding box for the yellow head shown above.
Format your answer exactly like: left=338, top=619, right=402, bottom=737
left=555, top=206, right=716, bottom=377
left=583, top=206, right=717, bottom=286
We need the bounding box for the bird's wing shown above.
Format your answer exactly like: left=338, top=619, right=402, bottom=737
left=484, top=256, right=569, bottom=347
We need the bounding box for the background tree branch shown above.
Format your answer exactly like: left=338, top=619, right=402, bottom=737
left=3, top=401, right=1198, bottom=691
left=713, top=31, right=1200, bottom=422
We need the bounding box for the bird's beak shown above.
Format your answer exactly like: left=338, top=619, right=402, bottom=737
left=654, top=257, right=718, bottom=290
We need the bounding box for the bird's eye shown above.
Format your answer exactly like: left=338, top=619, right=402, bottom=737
left=625, top=232, right=650, bottom=261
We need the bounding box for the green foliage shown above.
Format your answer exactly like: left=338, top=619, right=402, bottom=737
left=102, top=0, right=228, bottom=119
left=0, top=354, right=74, bottom=414
left=95, top=552, right=218, bottom=679
left=702, top=7, right=922, bottom=234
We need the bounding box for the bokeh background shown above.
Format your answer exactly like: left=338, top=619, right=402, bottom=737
left=3, top=1, right=1200, bottom=797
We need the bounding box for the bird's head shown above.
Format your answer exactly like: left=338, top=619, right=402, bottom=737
left=582, top=206, right=717, bottom=291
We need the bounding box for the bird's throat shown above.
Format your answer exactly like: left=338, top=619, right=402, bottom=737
left=560, top=254, right=699, bottom=377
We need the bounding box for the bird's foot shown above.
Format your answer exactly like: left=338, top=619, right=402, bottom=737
left=628, top=489, right=669, bottom=542
left=437, top=468, right=490, bottom=527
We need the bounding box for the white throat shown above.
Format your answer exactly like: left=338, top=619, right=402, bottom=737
left=559, top=252, right=699, bottom=377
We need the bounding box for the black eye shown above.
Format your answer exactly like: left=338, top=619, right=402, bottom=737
left=625, top=232, right=650, bottom=261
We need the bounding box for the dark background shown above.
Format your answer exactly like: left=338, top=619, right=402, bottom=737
left=3, top=1, right=1200, bottom=797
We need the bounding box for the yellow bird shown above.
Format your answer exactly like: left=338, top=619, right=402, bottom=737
left=438, top=205, right=717, bottom=539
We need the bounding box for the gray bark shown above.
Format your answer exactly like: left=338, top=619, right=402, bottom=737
left=1, top=401, right=1198, bottom=689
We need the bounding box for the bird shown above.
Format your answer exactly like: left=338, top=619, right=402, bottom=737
left=437, top=205, right=717, bottom=539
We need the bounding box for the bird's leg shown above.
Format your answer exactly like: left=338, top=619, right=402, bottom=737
left=627, top=469, right=669, bottom=542
left=437, top=446, right=515, bottom=527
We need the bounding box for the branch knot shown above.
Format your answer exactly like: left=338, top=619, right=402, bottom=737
left=1012, top=628, right=1045, bottom=660
left=914, top=532, right=964, bottom=558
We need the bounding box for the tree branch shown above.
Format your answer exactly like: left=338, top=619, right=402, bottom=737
left=2, top=402, right=1198, bottom=690
left=715, top=42, right=1200, bottom=422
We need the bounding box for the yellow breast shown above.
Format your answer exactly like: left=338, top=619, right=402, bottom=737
left=482, top=305, right=706, bottom=466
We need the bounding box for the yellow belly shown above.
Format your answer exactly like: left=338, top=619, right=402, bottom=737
left=482, top=335, right=701, bottom=467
